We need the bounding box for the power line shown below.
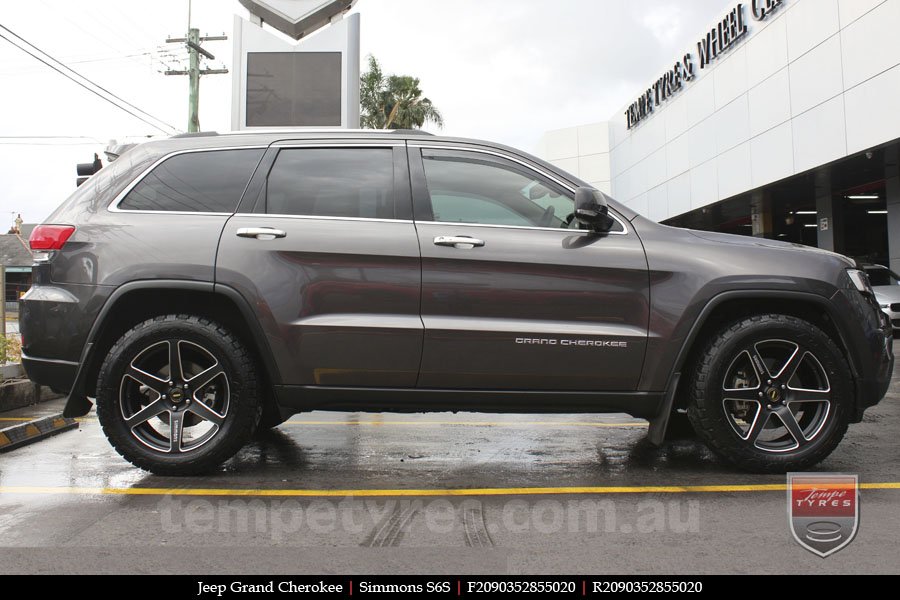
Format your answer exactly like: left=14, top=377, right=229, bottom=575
left=2, top=44, right=181, bottom=67
left=0, top=141, right=102, bottom=146
left=34, top=0, right=176, bottom=73
left=0, top=23, right=179, bottom=134
left=0, top=23, right=178, bottom=133
left=0, top=135, right=103, bottom=141
left=0, top=30, right=175, bottom=134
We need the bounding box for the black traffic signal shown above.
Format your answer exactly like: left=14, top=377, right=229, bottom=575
left=76, top=153, right=103, bottom=187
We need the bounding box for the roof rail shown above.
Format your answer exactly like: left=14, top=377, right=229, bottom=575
left=390, top=129, right=435, bottom=136
left=194, top=128, right=437, bottom=136
left=170, top=131, right=220, bottom=138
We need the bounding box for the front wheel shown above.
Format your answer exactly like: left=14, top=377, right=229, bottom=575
left=687, top=314, right=852, bottom=473
left=96, top=315, right=261, bottom=475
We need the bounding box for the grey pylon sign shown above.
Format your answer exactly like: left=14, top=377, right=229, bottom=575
left=238, top=0, right=358, bottom=39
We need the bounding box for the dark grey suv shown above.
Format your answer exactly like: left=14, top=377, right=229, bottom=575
left=20, top=130, right=893, bottom=475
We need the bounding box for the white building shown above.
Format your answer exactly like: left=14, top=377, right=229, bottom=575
left=538, top=0, right=900, bottom=272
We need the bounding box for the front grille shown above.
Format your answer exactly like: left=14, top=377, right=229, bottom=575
left=891, top=304, right=900, bottom=312
left=892, top=319, right=900, bottom=328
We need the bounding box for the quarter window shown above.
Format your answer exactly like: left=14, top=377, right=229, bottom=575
left=119, top=149, right=263, bottom=213
left=266, top=148, right=395, bottom=219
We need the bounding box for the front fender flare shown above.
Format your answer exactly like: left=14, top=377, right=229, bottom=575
left=646, top=289, right=856, bottom=445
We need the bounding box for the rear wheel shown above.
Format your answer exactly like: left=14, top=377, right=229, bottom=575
left=687, top=314, right=851, bottom=473
left=96, top=315, right=261, bottom=475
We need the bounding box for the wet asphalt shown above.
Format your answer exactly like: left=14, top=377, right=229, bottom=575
left=0, top=345, right=898, bottom=575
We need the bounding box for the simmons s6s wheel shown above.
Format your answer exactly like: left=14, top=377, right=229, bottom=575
left=96, top=315, right=261, bottom=475
left=687, top=314, right=852, bottom=473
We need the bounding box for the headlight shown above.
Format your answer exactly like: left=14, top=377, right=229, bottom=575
left=846, top=269, right=874, bottom=295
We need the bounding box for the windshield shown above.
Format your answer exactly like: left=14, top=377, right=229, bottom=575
left=866, top=267, right=900, bottom=286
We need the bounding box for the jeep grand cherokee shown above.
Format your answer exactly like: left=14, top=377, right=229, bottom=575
left=20, top=130, right=893, bottom=474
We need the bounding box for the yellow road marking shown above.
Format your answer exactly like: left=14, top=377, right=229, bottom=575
left=1, top=482, right=898, bottom=498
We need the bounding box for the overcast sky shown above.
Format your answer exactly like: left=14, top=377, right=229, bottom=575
left=0, top=0, right=728, bottom=225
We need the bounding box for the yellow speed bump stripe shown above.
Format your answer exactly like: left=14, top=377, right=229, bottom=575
left=0, top=414, right=79, bottom=453
left=1, top=482, right=898, bottom=498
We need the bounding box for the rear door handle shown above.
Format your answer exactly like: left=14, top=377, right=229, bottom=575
left=433, top=235, right=485, bottom=249
left=236, top=227, right=287, bottom=240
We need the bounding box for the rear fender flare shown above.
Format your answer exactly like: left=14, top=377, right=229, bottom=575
left=62, top=280, right=280, bottom=417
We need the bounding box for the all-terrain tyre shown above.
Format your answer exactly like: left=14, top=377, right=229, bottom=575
left=96, top=315, right=261, bottom=475
left=687, top=314, right=852, bottom=473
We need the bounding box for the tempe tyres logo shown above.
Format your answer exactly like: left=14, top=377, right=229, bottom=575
left=787, top=473, right=859, bottom=557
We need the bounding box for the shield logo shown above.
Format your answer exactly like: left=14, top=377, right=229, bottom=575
left=787, top=473, right=859, bottom=557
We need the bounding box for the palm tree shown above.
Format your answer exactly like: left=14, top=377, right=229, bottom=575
left=360, top=55, right=443, bottom=130
left=360, top=55, right=388, bottom=129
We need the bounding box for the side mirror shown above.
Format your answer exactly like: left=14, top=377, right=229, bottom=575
left=574, top=187, right=615, bottom=233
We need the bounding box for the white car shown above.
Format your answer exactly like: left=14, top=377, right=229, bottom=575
left=863, top=264, right=900, bottom=334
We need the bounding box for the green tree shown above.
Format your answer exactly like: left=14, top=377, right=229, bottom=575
left=360, top=55, right=444, bottom=130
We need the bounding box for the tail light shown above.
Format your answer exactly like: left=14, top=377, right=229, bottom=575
left=29, top=225, right=76, bottom=251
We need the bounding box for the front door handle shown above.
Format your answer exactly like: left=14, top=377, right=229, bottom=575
left=433, top=235, right=485, bottom=249
left=236, top=227, right=287, bottom=240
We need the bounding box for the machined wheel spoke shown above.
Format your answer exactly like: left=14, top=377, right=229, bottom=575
left=126, top=366, right=167, bottom=394
left=187, top=364, right=225, bottom=390
left=772, top=404, right=807, bottom=446
left=789, top=388, right=831, bottom=402
left=125, top=399, right=167, bottom=427
left=722, top=387, right=761, bottom=401
left=168, top=340, right=184, bottom=383
left=754, top=341, right=800, bottom=380
left=746, top=409, right=770, bottom=444
left=723, top=399, right=761, bottom=440
left=746, top=346, right=769, bottom=380
left=186, top=399, right=225, bottom=426
left=168, top=410, right=185, bottom=453
left=779, top=347, right=807, bottom=382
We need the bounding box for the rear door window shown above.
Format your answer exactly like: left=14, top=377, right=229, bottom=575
left=265, top=148, right=395, bottom=219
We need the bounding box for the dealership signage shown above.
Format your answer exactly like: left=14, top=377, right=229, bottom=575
left=625, top=0, right=783, bottom=129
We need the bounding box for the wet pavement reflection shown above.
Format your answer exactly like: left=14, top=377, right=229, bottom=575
left=1, top=404, right=896, bottom=492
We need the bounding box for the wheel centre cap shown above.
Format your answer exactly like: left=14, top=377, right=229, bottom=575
left=766, top=386, right=782, bottom=403
left=169, top=388, right=186, bottom=404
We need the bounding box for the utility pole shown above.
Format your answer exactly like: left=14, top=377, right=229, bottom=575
left=1, top=266, right=6, bottom=341
left=164, top=2, right=228, bottom=132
